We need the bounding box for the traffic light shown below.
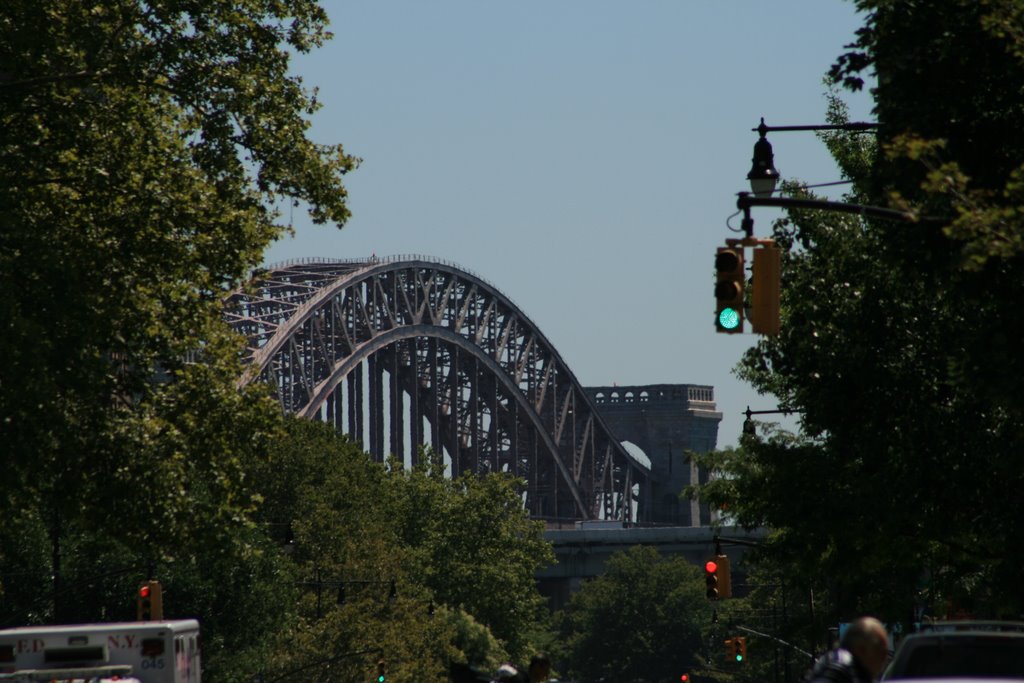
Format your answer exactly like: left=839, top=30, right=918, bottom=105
left=705, top=555, right=732, bottom=600
left=680, top=674, right=689, bottom=682
left=137, top=580, right=163, bottom=621
left=725, top=636, right=746, bottom=663
left=704, top=559, right=719, bottom=600
left=715, top=554, right=732, bottom=599
left=751, top=244, right=781, bottom=335
left=715, top=246, right=745, bottom=333
left=376, top=659, right=386, bottom=682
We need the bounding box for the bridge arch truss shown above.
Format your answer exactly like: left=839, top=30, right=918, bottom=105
left=224, top=256, right=650, bottom=524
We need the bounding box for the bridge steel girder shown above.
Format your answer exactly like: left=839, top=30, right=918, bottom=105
left=224, top=257, right=651, bottom=524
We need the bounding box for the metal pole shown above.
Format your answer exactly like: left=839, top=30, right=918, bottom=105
left=737, top=192, right=928, bottom=224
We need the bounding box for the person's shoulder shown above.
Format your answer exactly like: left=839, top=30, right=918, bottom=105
left=806, top=648, right=857, bottom=683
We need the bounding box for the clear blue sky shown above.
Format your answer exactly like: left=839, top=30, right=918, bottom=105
left=264, top=1, right=875, bottom=449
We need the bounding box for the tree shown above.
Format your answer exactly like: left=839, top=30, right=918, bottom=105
left=387, top=450, right=555, bottom=660
left=694, top=0, right=1024, bottom=624
left=250, top=419, right=554, bottom=680
left=0, top=0, right=356, bottom=622
left=556, top=546, right=711, bottom=683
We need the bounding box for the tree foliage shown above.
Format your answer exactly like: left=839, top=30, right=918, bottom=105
left=0, top=0, right=355, bottom=616
left=695, top=0, right=1024, bottom=626
left=250, top=419, right=554, bottom=681
left=0, top=4, right=561, bottom=677
left=556, top=546, right=711, bottom=683
left=386, top=449, right=555, bottom=659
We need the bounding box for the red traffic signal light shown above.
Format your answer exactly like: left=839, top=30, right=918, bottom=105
left=680, top=674, right=689, bottom=682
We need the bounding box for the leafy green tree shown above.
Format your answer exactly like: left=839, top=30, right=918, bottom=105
left=0, top=0, right=355, bottom=624
left=251, top=419, right=553, bottom=681
left=249, top=419, right=443, bottom=683
left=556, top=545, right=711, bottom=683
left=694, top=0, right=1024, bottom=626
left=388, top=450, right=556, bottom=660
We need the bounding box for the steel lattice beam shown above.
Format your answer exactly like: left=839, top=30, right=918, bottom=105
left=224, top=256, right=651, bottom=523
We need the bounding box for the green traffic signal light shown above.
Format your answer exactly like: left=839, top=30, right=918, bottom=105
left=718, top=307, right=741, bottom=330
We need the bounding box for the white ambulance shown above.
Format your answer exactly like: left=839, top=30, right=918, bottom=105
left=0, top=620, right=200, bottom=683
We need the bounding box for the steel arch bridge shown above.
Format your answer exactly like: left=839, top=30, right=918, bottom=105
left=224, top=255, right=651, bottom=524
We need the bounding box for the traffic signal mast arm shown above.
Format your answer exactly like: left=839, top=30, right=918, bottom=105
left=736, top=192, right=944, bottom=239
left=731, top=625, right=814, bottom=659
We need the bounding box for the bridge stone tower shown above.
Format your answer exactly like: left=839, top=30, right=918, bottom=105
left=585, top=384, right=721, bottom=526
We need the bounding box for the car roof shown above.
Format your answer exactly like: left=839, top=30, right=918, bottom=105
left=913, top=621, right=1024, bottom=634
left=885, top=679, right=1024, bottom=683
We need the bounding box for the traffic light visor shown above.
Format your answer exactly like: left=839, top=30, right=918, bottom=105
left=715, top=250, right=741, bottom=272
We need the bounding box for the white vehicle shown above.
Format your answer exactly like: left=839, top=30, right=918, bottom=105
left=0, top=620, right=200, bottom=683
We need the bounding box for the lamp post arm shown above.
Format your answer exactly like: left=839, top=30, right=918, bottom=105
left=737, top=192, right=922, bottom=224
left=753, top=121, right=880, bottom=135
left=733, top=624, right=816, bottom=660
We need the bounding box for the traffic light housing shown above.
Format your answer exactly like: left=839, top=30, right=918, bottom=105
left=751, top=244, right=781, bottom=335
left=715, top=246, right=745, bottom=333
left=705, top=555, right=732, bottom=600
left=704, top=559, right=719, bottom=600
left=137, top=580, right=163, bottom=621
left=715, top=554, right=732, bottom=599
left=725, top=636, right=746, bottom=663
left=377, top=659, right=386, bottom=682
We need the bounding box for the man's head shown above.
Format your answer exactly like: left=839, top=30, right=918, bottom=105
left=528, top=653, right=551, bottom=682
left=841, top=616, right=889, bottom=678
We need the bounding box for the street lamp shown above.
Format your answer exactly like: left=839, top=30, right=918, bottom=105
left=747, top=118, right=780, bottom=196
left=735, top=117, right=944, bottom=238
left=746, top=117, right=880, bottom=197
